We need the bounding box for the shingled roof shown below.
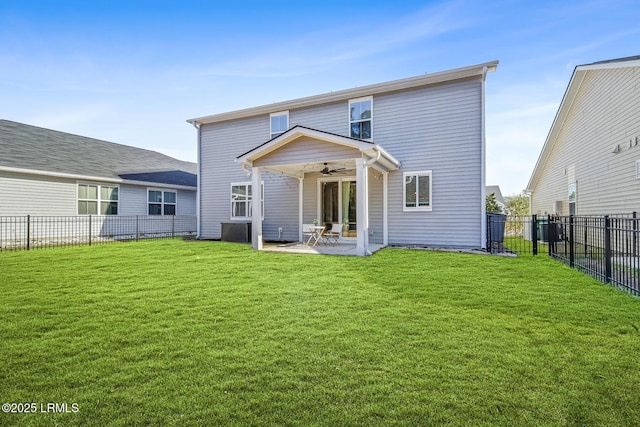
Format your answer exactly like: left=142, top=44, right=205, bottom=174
left=0, top=120, right=196, bottom=187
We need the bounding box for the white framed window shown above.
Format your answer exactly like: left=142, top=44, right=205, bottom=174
left=231, top=182, right=264, bottom=220
left=403, top=171, right=432, bottom=212
left=349, top=96, right=372, bottom=140
left=568, top=182, right=577, bottom=216
left=78, top=183, right=118, bottom=215
left=148, top=189, right=177, bottom=215
left=270, top=111, right=289, bottom=139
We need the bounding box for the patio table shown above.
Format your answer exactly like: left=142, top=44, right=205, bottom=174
left=307, top=225, right=326, bottom=247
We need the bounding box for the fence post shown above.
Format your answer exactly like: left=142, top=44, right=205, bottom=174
left=531, top=214, right=538, bottom=256
left=88, top=214, right=92, bottom=246
left=26, top=215, right=30, bottom=251
left=136, top=216, right=139, bottom=242
left=569, top=215, right=575, bottom=268
left=633, top=211, right=637, bottom=258
left=172, top=215, right=175, bottom=238
left=604, top=215, right=612, bottom=283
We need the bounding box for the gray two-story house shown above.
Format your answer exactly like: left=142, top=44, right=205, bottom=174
left=189, top=60, right=498, bottom=255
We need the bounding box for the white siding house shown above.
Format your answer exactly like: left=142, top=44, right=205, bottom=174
left=527, top=56, right=640, bottom=216
left=0, top=120, right=197, bottom=217
left=189, top=61, right=498, bottom=255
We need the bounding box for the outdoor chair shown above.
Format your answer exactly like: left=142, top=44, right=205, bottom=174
left=324, top=223, right=342, bottom=246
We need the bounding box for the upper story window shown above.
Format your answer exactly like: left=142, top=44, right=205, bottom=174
left=148, top=189, right=177, bottom=215
left=403, top=171, right=432, bottom=212
left=270, top=111, right=289, bottom=139
left=78, top=183, right=118, bottom=215
left=349, top=96, right=372, bottom=140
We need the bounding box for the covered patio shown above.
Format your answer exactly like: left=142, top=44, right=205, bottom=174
left=236, top=126, right=401, bottom=256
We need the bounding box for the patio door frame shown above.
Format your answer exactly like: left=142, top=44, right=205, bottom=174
left=317, top=175, right=357, bottom=241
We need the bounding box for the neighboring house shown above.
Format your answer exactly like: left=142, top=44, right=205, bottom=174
left=486, top=185, right=506, bottom=212
left=527, top=56, right=640, bottom=216
left=0, top=119, right=197, bottom=217
left=189, top=60, right=498, bottom=255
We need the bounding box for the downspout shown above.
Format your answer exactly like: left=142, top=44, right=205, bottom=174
left=190, top=121, right=202, bottom=239
left=366, top=148, right=381, bottom=166
left=480, top=66, right=488, bottom=249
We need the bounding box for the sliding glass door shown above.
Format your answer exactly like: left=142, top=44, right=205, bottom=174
left=321, top=178, right=356, bottom=238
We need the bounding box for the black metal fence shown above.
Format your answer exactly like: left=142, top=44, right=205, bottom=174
left=486, top=214, right=548, bottom=256
left=0, top=215, right=197, bottom=251
left=548, top=214, right=640, bottom=297
left=486, top=212, right=640, bottom=297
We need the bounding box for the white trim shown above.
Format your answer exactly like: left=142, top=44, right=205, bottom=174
left=270, top=110, right=289, bottom=139
left=402, top=171, right=433, bottom=212
left=480, top=65, right=487, bottom=248
left=348, top=96, right=373, bottom=141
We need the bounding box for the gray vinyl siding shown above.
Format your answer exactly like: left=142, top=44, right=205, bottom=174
left=118, top=185, right=147, bottom=215
left=254, top=137, right=361, bottom=167
left=378, top=78, right=483, bottom=247
left=0, top=173, right=197, bottom=217
left=263, top=173, right=299, bottom=241
left=199, top=116, right=266, bottom=238
left=531, top=67, right=640, bottom=215
left=368, top=170, right=384, bottom=244
left=199, top=76, right=485, bottom=247
left=177, top=190, right=197, bottom=216
left=290, top=102, right=347, bottom=135
left=0, top=171, right=76, bottom=216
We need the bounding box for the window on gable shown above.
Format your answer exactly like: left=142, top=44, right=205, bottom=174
left=403, top=171, right=432, bottom=212
left=231, top=182, right=264, bottom=219
left=270, top=111, right=289, bottom=139
left=78, top=183, right=118, bottom=215
left=148, top=189, right=177, bottom=215
left=349, top=97, right=372, bottom=140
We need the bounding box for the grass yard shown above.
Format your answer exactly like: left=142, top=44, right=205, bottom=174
left=1, top=240, right=640, bottom=426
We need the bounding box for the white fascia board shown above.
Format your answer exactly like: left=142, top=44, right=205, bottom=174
left=0, top=165, right=195, bottom=191
left=188, top=61, right=499, bottom=125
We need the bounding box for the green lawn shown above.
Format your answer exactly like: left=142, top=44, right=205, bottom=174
left=1, top=240, right=639, bottom=426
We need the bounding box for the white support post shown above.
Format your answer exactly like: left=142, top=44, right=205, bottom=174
left=356, top=158, right=369, bottom=256
left=298, top=177, right=304, bottom=242
left=251, top=166, right=263, bottom=250
left=383, top=171, right=388, bottom=246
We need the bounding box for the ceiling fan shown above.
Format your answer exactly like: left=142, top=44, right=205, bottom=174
left=320, top=163, right=346, bottom=175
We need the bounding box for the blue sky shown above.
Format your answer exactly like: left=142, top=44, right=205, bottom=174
left=1, top=0, right=639, bottom=196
